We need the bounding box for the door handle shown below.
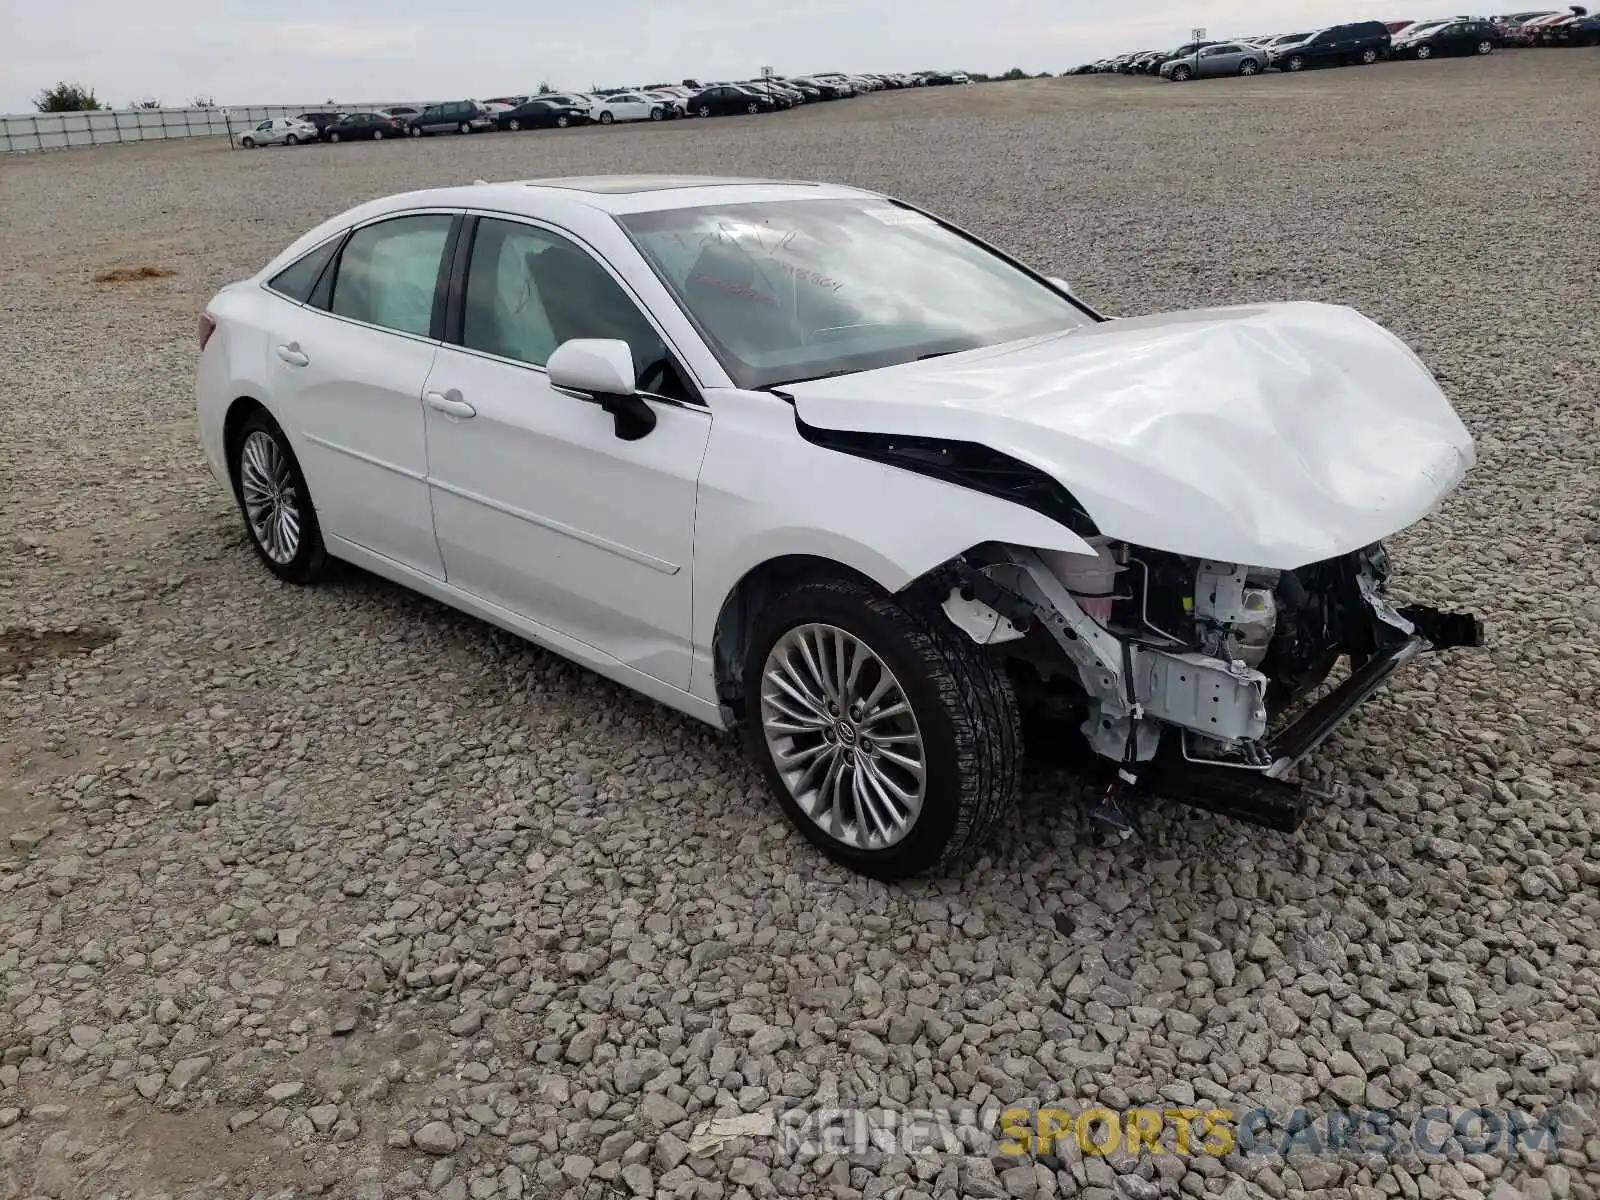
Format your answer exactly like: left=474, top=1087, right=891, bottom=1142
left=275, top=343, right=310, bottom=367
left=423, top=389, right=476, bottom=419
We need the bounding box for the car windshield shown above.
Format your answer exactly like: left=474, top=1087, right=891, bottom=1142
left=618, top=198, right=1092, bottom=390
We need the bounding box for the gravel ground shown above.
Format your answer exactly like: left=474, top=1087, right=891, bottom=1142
left=3, top=49, right=1599, bottom=1200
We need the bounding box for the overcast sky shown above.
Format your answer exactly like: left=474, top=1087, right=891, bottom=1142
left=6, top=0, right=1474, bottom=112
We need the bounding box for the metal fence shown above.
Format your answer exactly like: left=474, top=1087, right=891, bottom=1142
left=0, top=104, right=424, bottom=154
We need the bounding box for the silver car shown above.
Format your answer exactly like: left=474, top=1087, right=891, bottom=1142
left=239, top=117, right=318, bottom=148
left=1160, top=41, right=1268, bottom=80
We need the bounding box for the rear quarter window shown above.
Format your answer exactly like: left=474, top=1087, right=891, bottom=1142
left=266, top=236, right=343, bottom=304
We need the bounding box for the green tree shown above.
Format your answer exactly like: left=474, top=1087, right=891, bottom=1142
left=1000, top=67, right=1029, bottom=80
left=34, top=82, right=104, bottom=112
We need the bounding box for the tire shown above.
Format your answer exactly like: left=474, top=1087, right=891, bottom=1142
left=508, top=118, right=522, bottom=131
left=329, top=131, right=341, bottom=143
left=741, top=577, right=1021, bottom=880
left=458, top=122, right=471, bottom=134
left=556, top=115, right=569, bottom=127
left=697, top=105, right=711, bottom=117
left=241, top=136, right=256, bottom=148
left=373, top=129, right=383, bottom=140
left=1361, top=47, right=1379, bottom=63
left=1171, top=64, right=1191, bottom=81
left=1287, top=54, right=1307, bottom=71
left=231, top=411, right=329, bottom=586
left=285, top=134, right=299, bottom=146
left=1239, top=58, right=1260, bottom=75
left=410, top=126, right=423, bottom=137
left=599, top=111, right=614, bottom=124
left=650, top=107, right=664, bottom=120
left=1416, top=44, right=1432, bottom=59
left=746, top=101, right=760, bottom=114
left=1476, top=39, right=1494, bottom=54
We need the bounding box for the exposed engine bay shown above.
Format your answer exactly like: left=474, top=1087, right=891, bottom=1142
left=930, top=538, right=1483, bottom=831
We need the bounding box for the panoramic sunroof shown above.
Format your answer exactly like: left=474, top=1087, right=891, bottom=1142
left=521, top=175, right=818, bottom=194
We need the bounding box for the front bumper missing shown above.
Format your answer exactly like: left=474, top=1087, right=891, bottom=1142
left=1141, top=602, right=1484, bottom=832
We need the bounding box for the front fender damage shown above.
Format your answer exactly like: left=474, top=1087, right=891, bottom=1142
left=923, top=542, right=1483, bottom=835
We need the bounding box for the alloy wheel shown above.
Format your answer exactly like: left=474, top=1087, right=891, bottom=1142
left=239, top=430, right=301, bottom=565
left=760, top=623, right=927, bottom=851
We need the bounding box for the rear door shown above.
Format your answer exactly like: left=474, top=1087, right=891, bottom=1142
left=264, top=211, right=459, bottom=578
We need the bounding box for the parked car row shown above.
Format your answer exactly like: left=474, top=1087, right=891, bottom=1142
left=237, top=69, right=977, bottom=150
left=1065, top=7, right=1591, bottom=79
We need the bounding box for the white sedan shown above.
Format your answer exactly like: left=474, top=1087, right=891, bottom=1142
left=196, top=175, right=1482, bottom=878
left=588, top=92, right=664, bottom=123
left=239, top=117, right=318, bottom=148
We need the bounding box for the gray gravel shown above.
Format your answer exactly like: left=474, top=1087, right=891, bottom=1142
left=3, top=50, right=1599, bottom=1200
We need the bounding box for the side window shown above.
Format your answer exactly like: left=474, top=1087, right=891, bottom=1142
left=267, top=236, right=343, bottom=303
left=327, top=214, right=453, bottom=337
left=460, top=217, right=670, bottom=389
left=256, top=120, right=273, bottom=132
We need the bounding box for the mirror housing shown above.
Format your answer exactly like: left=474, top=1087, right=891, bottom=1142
left=548, top=338, right=635, bottom=397
left=547, top=338, right=657, bottom=441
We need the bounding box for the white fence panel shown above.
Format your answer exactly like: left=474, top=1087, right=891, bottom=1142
left=0, top=103, right=430, bottom=153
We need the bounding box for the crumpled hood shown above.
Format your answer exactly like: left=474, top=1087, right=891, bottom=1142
left=784, top=301, right=1475, bottom=570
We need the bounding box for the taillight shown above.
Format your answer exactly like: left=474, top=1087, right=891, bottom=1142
left=198, top=313, right=217, bottom=351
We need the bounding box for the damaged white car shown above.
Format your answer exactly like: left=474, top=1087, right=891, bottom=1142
left=195, top=175, right=1482, bottom=879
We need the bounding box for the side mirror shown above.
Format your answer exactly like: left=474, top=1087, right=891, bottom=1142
left=547, top=338, right=657, bottom=441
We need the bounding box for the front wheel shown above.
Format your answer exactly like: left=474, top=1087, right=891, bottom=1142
left=409, top=126, right=423, bottom=137
left=372, top=129, right=383, bottom=140
left=599, top=111, right=614, bottom=124
left=1171, top=65, right=1192, bottom=81
left=232, top=412, right=329, bottom=585
left=742, top=578, right=1021, bottom=880
left=746, top=101, right=760, bottom=114
left=241, top=136, right=256, bottom=148
left=328, top=132, right=341, bottom=143
left=697, top=105, right=711, bottom=117
left=650, top=107, right=664, bottom=120
left=1476, top=39, right=1494, bottom=53
left=1286, top=54, right=1307, bottom=70
left=556, top=115, right=569, bottom=127
left=1416, top=44, right=1433, bottom=59
left=1239, top=58, right=1260, bottom=75
left=1361, top=47, right=1379, bottom=63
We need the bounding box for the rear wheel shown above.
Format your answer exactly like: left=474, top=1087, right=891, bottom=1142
left=284, top=133, right=298, bottom=146
left=1239, top=58, right=1260, bottom=75
left=1475, top=39, right=1494, bottom=53
left=457, top=121, right=472, bottom=133
left=557, top=115, right=569, bottom=127
left=410, top=125, right=423, bottom=137
left=746, top=101, right=760, bottom=114
left=1361, top=46, right=1379, bottom=63
left=328, top=131, right=341, bottom=143
left=231, top=412, right=328, bottom=585
left=1171, top=64, right=1192, bottom=80
left=1287, top=54, right=1307, bottom=70
left=508, top=118, right=522, bottom=131
left=697, top=105, right=711, bottom=117
left=742, top=577, right=1021, bottom=880
left=1416, top=44, right=1433, bottom=58
left=372, top=129, right=383, bottom=140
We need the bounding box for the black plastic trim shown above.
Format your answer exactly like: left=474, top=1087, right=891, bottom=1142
left=794, top=414, right=1100, bottom=538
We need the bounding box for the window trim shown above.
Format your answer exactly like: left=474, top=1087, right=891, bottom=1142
left=439, top=210, right=708, bottom=406
left=262, top=232, right=347, bottom=305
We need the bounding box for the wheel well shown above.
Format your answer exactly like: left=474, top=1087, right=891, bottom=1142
left=222, top=396, right=270, bottom=496
left=710, top=555, right=879, bottom=721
